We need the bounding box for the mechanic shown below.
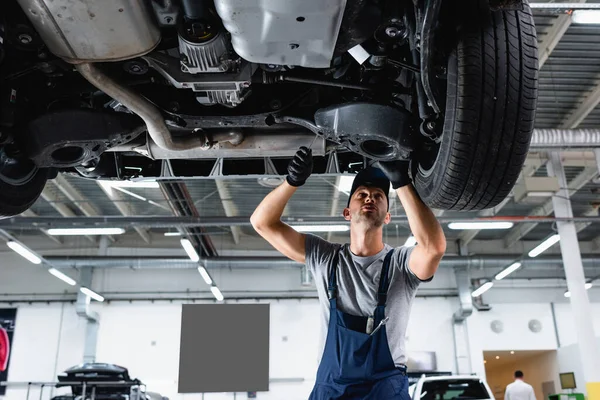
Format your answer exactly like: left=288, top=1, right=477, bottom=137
left=250, top=146, right=446, bottom=399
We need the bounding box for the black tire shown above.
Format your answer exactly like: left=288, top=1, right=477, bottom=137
left=0, top=166, right=48, bottom=218
left=413, top=0, right=538, bottom=211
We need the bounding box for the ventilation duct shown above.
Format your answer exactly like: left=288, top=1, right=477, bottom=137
left=530, top=129, right=600, bottom=149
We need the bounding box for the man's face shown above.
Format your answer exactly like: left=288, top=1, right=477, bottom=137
left=344, top=186, right=390, bottom=228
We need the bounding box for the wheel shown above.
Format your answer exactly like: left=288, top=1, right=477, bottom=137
left=0, top=150, right=49, bottom=217
left=413, top=0, right=538, bottom=211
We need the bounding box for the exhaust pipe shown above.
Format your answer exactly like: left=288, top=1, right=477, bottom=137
left=75, top=63, right=211, bottom=152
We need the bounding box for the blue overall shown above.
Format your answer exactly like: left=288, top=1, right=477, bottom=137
left=309, top=250, right=410, bottom=400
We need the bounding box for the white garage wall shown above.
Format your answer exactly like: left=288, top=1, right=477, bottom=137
left=0, top=298, right=455, bottom=400
left=467, top=304, right=559, bottom=379
left=405, top=297, right=457, bottom=372
left=2, top=298, right=599, bottom=400
left=1, top=304, right=86, bottom=400
left=552, top=302, right=600, bottom=347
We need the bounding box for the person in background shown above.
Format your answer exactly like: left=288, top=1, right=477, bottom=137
left=505, top=370, right=536, bottom=400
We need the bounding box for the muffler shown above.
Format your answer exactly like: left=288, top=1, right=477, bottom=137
left=17, top=0, right=215, bottom=153
left=16, top=0, right=161, bottom=63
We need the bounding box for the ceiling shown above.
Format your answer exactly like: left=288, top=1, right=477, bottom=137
left=4, top=2, right=600, bottom=294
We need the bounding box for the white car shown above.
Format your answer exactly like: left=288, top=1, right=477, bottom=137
left=410, top=375, right=494, bottom=400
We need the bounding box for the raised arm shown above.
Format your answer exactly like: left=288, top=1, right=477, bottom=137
left=376, top=161, right=446, bottom=280
left=250, top=147, right=313, bottom=263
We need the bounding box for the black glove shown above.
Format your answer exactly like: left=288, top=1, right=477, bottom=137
left=375, top=160, right=411, bottom=189
left=286, top=146, right=313, bottom=187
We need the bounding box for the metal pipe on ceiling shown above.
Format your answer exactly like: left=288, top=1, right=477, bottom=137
left=529, top=3, right=600, bottom=10
left=45, top=255, right=600, bottom=269
left=4, top=215, right=600, bottom=229
left=530, top=129, right=600, bottom=149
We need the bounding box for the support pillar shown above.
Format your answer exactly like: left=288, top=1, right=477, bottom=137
left=548, top=152, right=600, bottom=398
left=452, top=266, right=473, bottom=374
left=76, top=267, right=100, bottom=364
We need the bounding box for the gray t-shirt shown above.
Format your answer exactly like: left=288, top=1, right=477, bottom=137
left=305, top=234, right=427, bottom=366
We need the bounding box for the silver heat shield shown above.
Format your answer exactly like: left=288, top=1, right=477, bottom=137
left=214, top=0, right=347, bottom=68
left=16, top=0, right=161, bottom=63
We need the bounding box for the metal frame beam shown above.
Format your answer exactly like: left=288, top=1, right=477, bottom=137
left=215, top=180, right=241, bottom=245
left=40, top=186, right=96, bottom=243
left=20, top=209, right=62, bottom=244
left=327, top=177, right=343, bottom=242
left=537, top=0, right=587, bottom=68
left=52, top=175, right=117, bottom=243
left=560, top=83, right=600, bottom=129
left=53, top=175, right=100, bottom=218
left=504, top=165, right=598, bottom=248
left=3, top=215, right=600, bottom=230
left=97, top=182, right=151, bottom=243
left=159, top=181, right=218, bottom=257
left=459, top=164, right=540, bottom=245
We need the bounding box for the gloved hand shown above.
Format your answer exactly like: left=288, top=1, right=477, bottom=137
left=286, top=146, right=313, bottom=187
left=374, top=160, right=411, bottom=189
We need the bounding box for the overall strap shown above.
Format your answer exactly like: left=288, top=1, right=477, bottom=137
left=327, top=247, right=341, bottom=300
left=377, top=250, right=395, bottom=306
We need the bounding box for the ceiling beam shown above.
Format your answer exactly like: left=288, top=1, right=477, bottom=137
left=40, top=186, right=95, bottom=243
left=97, top=182, right=151, bottom=243
left=560, top=83, right=600, bottom=129
left=327, top=177, right=343, bottom=242
left=538, top=0, right=587, bottom=68
left=215, top=180, right=241, bottom=245
left=52, top=175, right=117, bottom=243
left=52, top=175, right=100, bottom=217
left=20, top=209, right=62, bottom=244
left=503, top=166, right=598, bottom=248
left=159, top=182, right=218, bottom=257
left=4, top=215, right=600, bottom=230
left=458, top=197, right=512, bottom=245
left=458, top=164, right=540, bottom=245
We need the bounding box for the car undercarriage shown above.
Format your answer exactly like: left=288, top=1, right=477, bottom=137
left=0, top=0, right=538, bottom=216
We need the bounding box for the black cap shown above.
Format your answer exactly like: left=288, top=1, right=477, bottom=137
left=347, top=167, right=391, bottom=209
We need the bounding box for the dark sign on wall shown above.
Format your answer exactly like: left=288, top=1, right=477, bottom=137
left=178, top=304, right=269, bottom=394
left=0, top=308, right=17, bottom=396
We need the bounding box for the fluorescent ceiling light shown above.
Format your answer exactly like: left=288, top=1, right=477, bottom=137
left=448, top=222, right=514, bottom=230
left=197, top=266, right=213, bottom=285
left=471, top=281, right=494, bottom=297
left=7, top=241, right=42, bottom=264
left=48, top=268, right=76, bottom=286
left=104, top=181, right=159, bottom=189
left=112, top=187, right=147, bottom=201
left=180, top=239, right=199, bottom=262
left=291, top=225, right=349, bottom=233
left=528, top=234, right=560, bottom=258
left=495, top=262, right=522, bottom=281
left=211, top=286, right=224, bottom=301
left=47, top=228, right=125, bottom=236
left=80, top=287, right=104, bottom=302
left=572, top=10, right=600, bottom=24
left=404, top=236, right=417, bottom=247
left=164, top=232, right=182, bottom=237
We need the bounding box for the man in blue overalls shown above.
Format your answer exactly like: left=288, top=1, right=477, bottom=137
left=251, top=147, right=446, bottom=399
